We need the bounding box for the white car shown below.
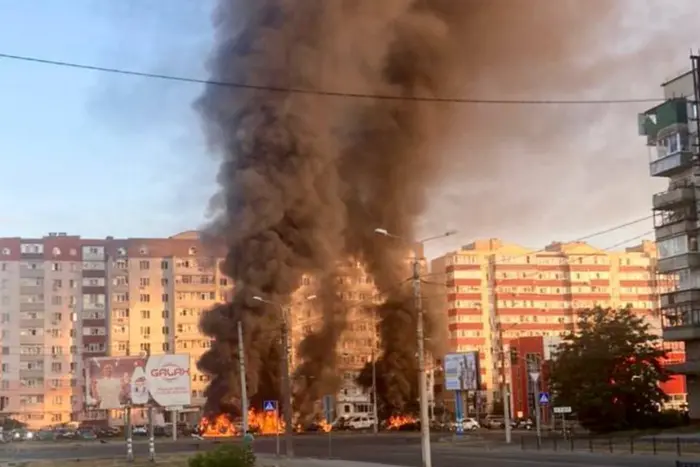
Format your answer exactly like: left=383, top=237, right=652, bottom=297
left=346, top=415, right=377, bottom=430
left=451, top=418, right=479, bottom=431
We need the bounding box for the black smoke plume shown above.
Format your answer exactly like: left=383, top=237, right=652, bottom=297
left=195, top=0, right=634, bottom=416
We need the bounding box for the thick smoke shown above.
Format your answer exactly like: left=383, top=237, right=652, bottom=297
left=195, top=0, right=349, bottom=414
left=195, top=0, right=645, bottom=416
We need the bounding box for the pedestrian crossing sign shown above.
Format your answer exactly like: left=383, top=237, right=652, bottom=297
left=263, top=400, right=277, bottom=412
left=539, top=392, right=550, bottom=404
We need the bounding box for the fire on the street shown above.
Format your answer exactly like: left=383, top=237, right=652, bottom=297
left=199, top=409, right=286, bottom=437
left=199, top=413, right=236, bottom=437
left=387, top=415, right=417, bottom=429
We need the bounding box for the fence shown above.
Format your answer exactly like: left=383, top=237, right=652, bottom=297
left=519, top=434, right=700, bottom=457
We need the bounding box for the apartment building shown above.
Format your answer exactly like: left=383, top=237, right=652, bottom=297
left=290, top=246, right=428, bottom=419
left=0, top=231, right=230, bottom=428
left=639, top=57, right=700, bottom=419
left=0, top=234, right=105, bottom=428
left=431, top=238, right=683, bottom=412
left=103, top=231, right=230, bottom=426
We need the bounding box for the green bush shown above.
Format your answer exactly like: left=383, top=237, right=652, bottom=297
left=189, top=445, right=256, bottom=467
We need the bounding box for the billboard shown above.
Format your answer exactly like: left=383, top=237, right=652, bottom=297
left=85, top=354, right=191, bottom=410
left=444, top=351, right=481, bottom=391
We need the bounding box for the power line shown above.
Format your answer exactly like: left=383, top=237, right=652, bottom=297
left=0, top=52, right=663, bottom=106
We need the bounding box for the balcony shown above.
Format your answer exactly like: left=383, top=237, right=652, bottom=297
left=661, top=288, right=700, bottom=308
left=663, top=307, right=700, bottom=341
left=658, top=253, right=700, bottom=273
left=653, top=185, right=697, bottom=210
left=656, top=220, right=698, bottom=240
left=650, top=151, right=695, bottom=177
left=639, top=98, right=690, bottom=143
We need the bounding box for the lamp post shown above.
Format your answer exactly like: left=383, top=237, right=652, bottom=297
left=374, top=228, right=457, bottom=467
left=252, top=294, right=316, bottom=457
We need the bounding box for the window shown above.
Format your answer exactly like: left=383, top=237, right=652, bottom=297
left=51, top=263, right=61, bottom=271
left=140, top=294, right=150, bottom=303
left=161, top=261, right=169, bottom=270
left=658, top=235, right=690, bottom=259
left=117, top=247, right=126, bottom=256
left=1, top=248, right=10, bottom=255
left=140, top=278, right=150, bottom=287
left=139, top=246, right=148, bottom=255
left=51, top=362, right=62, bottom=373
left=140, top=310, right=150, bottom=319
left=51, top=296, right=62, bottom=306
left=189, top=247, right=197, bottom=255
left=162, top=294, right=169, bottom=303
left=52, top=247, right=61, bottom=256
left=139, top=260, right=150, bottom=270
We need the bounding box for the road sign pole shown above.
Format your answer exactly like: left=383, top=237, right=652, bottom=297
left=275, top=406, right=280, bottom=457
left=454, top=390, right=463, bottom=436
left=533, top=381, right=541, bottom=440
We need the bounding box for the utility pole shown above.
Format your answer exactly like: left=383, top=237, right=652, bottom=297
left=413, top=256, right=432, bottom=467
left=498, top=324, right=512, bottom=444
left=146, top=346, right=155, bottom=463
left=371, top=308, right=379, bottom=434
left=237, top=320, right=249, bottom=434
left=373, top=228, right=456, bottom=467
left=124, top=346, right=133, bottom=463
left=280, top=307, right=294, bottom=457
left=252, top=295, right=316, bottom=458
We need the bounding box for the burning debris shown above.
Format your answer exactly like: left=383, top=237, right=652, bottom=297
left=387, top=415, right=418, bottom=430
left=198, top=409, right=286, bottom=437
left=195, top=0, right=625, bottom=417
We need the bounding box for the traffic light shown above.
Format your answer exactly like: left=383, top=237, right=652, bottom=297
left=510, top=347, right=518, bottom=364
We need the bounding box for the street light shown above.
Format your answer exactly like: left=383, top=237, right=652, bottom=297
left=252, top=294, right=316, bottom=457
left=374, top=227, right=457, bottom=467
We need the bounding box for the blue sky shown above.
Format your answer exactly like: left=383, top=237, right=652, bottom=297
left=0, top=0, right=216, bottom=239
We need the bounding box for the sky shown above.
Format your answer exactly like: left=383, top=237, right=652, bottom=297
left=0, top=0, right=699, bottom=259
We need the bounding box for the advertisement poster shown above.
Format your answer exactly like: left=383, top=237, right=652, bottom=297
left=85, top=354, right=191, bottom=409
left=443, top=351, right=481, bottom=391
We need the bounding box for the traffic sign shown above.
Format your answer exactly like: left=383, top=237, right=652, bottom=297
left=529, top=372, right=540, bottom=382
left=538, top=392, right=550, bottom=404
left=553, top=406, right=572, bottom=414
left=263, top=400, right=278, bottom=412
left=322, top=395, right=335, bottom=424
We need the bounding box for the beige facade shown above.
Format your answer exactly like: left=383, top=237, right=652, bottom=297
left=431, top=238, right=681, bottom=410
left=105, top=231, right=230, bottom=425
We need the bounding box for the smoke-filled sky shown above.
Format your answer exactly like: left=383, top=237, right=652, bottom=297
left=0, top=0, right=699, bottom=258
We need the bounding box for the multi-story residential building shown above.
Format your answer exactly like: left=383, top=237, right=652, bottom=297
left=290, top=246, right=429, bottom=419
left=431, top=238, right=683, bottom=414
left=0, top=234, right=96, bottom=427
left=0, top=231, right=230, bottom=428
left=104, top=231, right=229, bottom=426
left=639, top=57, right=700, bottom=419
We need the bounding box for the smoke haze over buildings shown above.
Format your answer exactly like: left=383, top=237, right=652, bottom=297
left=193, top=0, right=698, bottom=413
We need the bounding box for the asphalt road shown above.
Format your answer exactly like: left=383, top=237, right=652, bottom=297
left=0, top=434, right=697, bottom=467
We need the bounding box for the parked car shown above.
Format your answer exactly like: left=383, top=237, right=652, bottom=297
left=346, top=415, right=376, bottom=431
left=482, top=416, right=505, bottom=429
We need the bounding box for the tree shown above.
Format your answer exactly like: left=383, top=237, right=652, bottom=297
left=549, top=306, right=670, bottom=433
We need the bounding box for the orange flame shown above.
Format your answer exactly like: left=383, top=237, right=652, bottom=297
left=249, top=408, right=284, bottom=435
left=199, top=414, right=236, bottom=437
left=387, top=415, right=417, bottom=429
left=317, top=419, right=332, bottom=432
